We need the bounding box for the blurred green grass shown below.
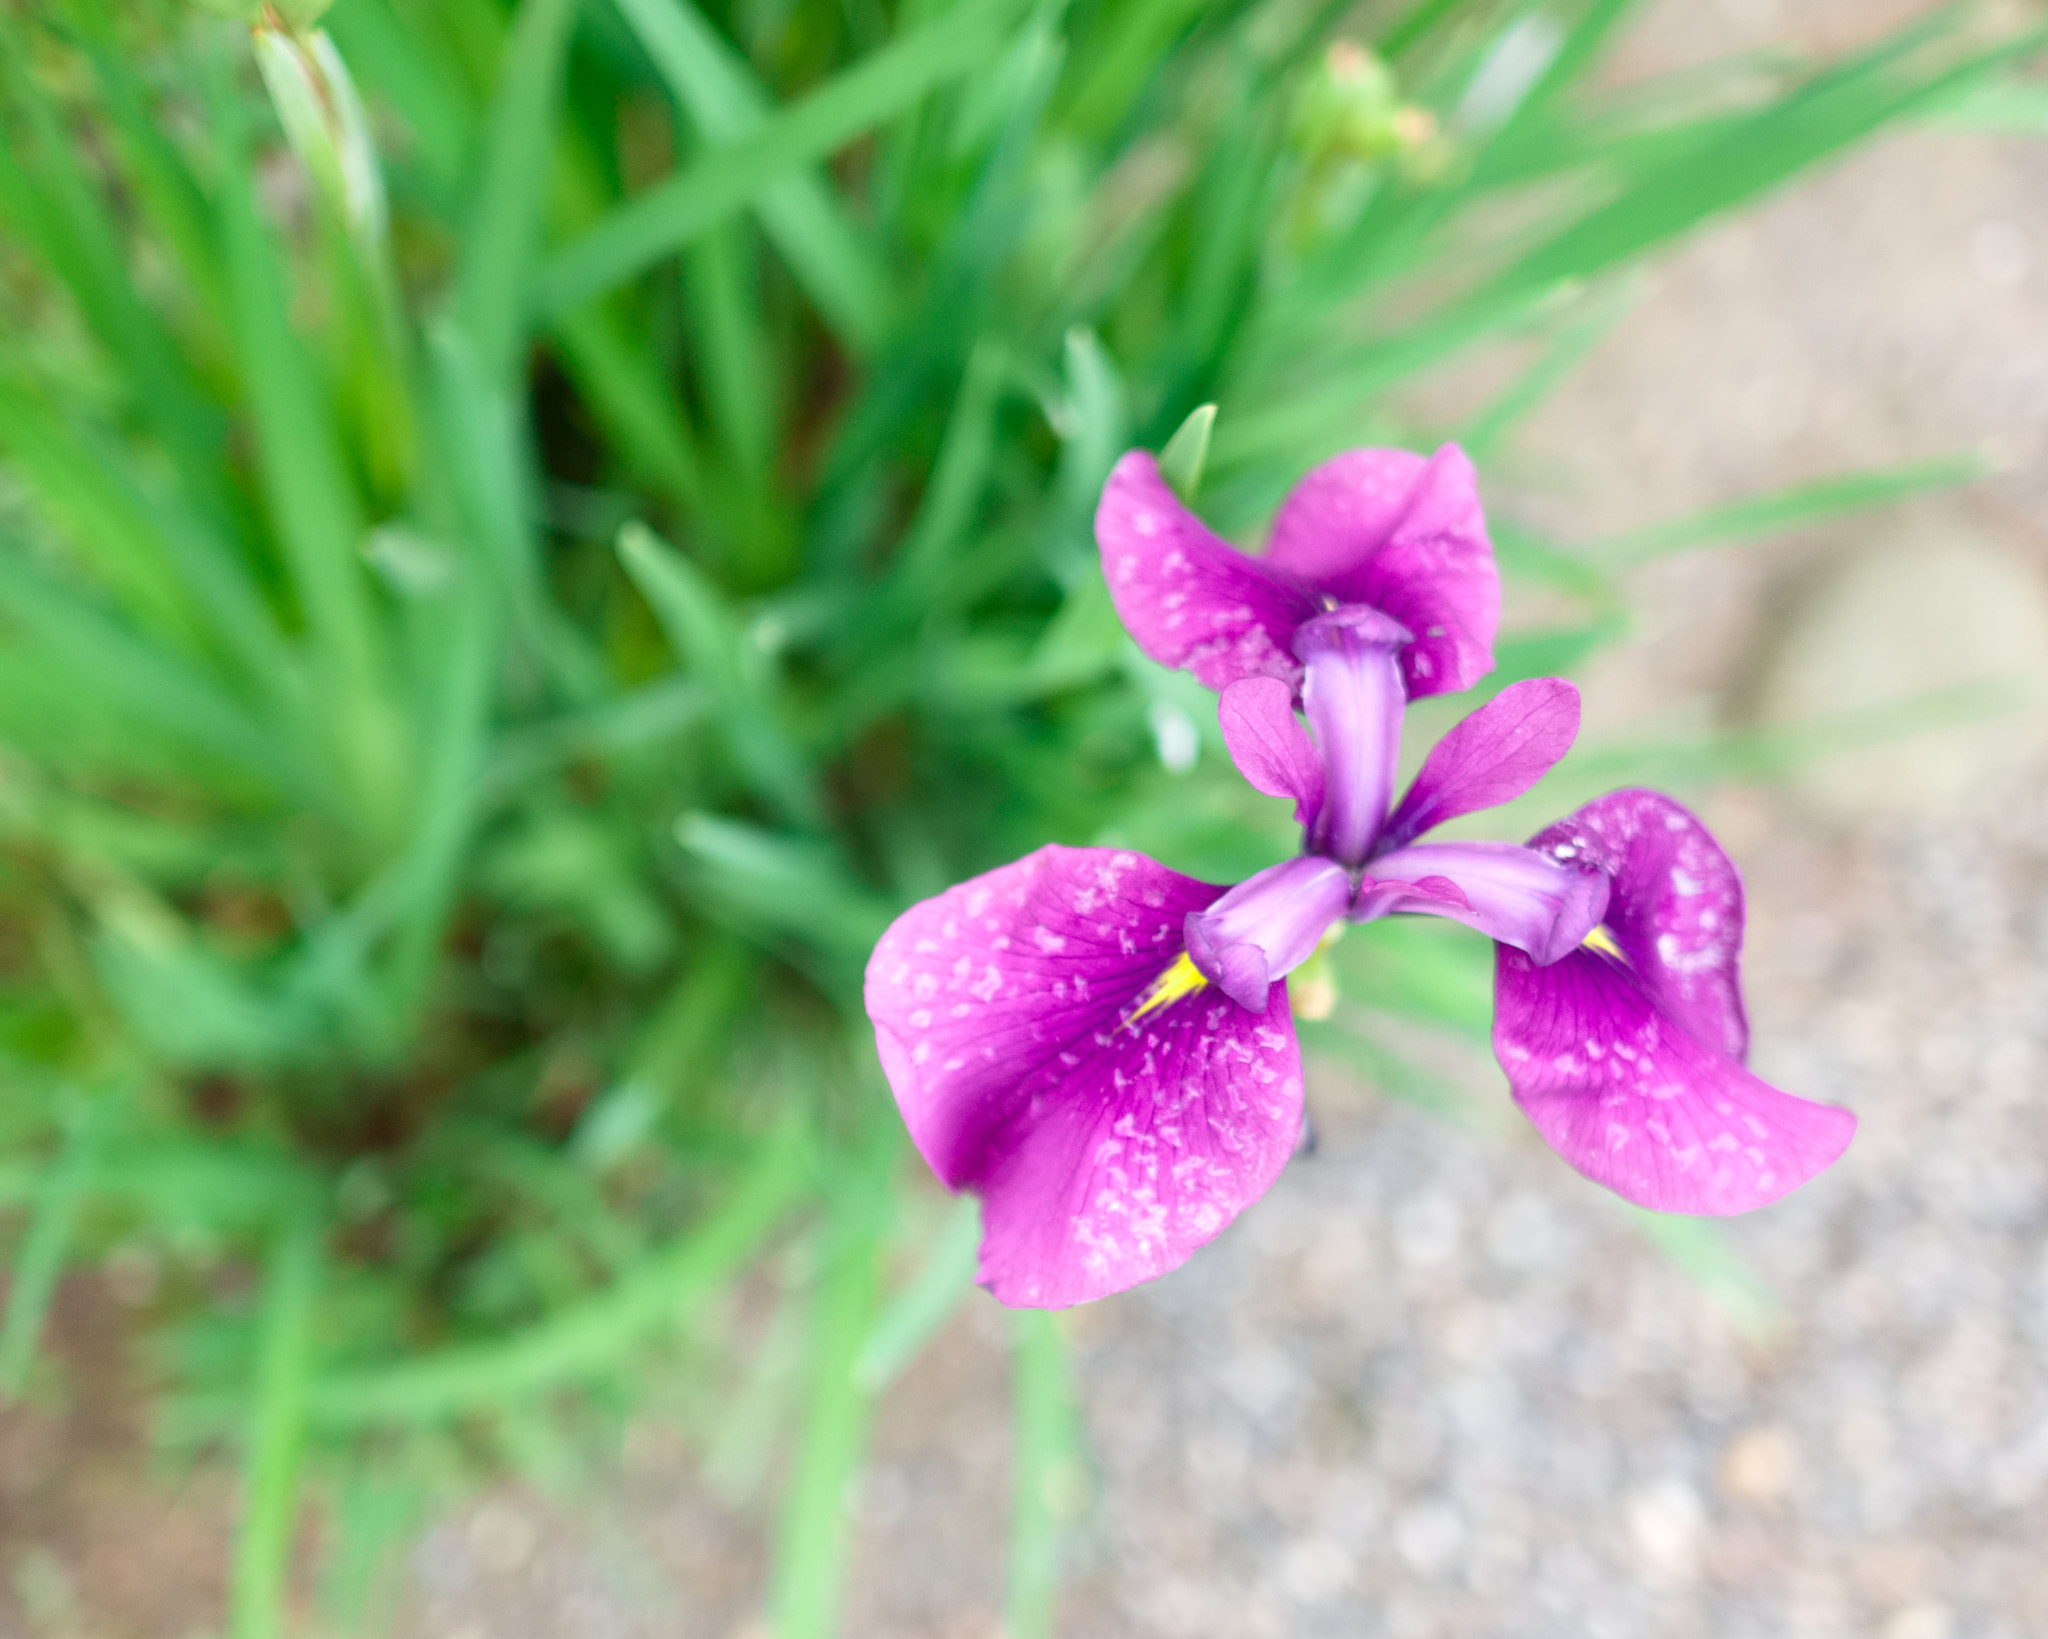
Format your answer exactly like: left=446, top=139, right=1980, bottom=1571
left=0, top=0, right=2039, bottom=1630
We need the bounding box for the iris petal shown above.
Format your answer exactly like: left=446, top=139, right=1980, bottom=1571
left=865, top=846, right=1305, bottom=1308
left=1296, top=608, right=1408, bottom=867
left=1381, top=678, right=1582, bottom=850
left=1184, top=855, right=1353, bottom=1009
left=1263, top=443, right=1500, bottom=698
left=1095, top=452, right=1319, bottom=693
left=1494, top=942, right=1855, bottom=1214
left=1217, top=677, right=1324, bottom=834
left=1524, top=788, right=1749, bottom=1058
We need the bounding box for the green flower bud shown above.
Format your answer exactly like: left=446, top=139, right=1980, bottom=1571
left=1292, top=41, right=1437, bottom=163
left=194, top=0, right=333, bottom=25
left=250, top=17, right=383, bottom=243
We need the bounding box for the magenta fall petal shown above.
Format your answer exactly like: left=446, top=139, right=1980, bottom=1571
left=1525, top=787, right=1751, bottom=1056
left=1494, top=791, right=1855, bottom=1213
left=864, top=845, right=1306, bottom=1308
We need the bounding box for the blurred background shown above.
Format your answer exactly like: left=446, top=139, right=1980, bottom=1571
left=3, top=0, right=2048, bottom=1634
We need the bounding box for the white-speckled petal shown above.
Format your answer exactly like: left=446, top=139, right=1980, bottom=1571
left=864, top=845, right=1305, bottom=1308
left=1095, top=452, right=1321, bottom=692
left=1524, top=788, right=1750, bottom=1057
left=1493, top=940, right=1855, bottom=1214
left=1264, top=443, right=1500, bottom=699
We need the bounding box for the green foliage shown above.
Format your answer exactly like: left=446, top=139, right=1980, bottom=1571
left=0, top=0, right=2035, bottom=1629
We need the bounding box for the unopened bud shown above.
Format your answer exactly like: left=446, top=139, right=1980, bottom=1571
left=251, top=18, right=383, bottom=243
left=197, top=0, right=335, bottom=27
left=1293, top=42, right=1437, bottom=162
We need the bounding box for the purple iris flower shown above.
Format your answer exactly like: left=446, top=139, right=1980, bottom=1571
left=864, top=441, right=1611, bottom=1308
left=1495, top=789, right=1857, bottom=1213
left=864, top=660, right=1606, bottom=1308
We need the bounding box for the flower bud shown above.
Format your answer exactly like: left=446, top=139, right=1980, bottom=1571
left=195, top=0, right=334, bottom=28
left=1292, top=41, right=1438, bottom=163
left=251, top=17, right=383, bottom=243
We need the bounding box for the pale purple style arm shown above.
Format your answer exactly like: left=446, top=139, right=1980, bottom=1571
left=1494, top=790, right=1856, bottom=1214
left=1217, top=666, right=1604, bottom=963
left=1184, top=855, right=1353, bottom=1011
left=1296, top=608, right=1408, bottom=865
left=1364, top=840, right=1608, bottom=965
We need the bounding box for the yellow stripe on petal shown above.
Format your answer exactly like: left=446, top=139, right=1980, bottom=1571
left=1125, top=951, right=1209, bottom=1028
left=1582, top=924, right=1624, bottom=959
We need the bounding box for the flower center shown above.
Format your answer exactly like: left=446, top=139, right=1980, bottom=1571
left=1125, top=951, right=1209, bottom=1028
left=1582, top=924, right=1625, bottom=960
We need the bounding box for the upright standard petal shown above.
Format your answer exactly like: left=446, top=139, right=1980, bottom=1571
left=1217, top=677, right=1324, bottom=833
left=1380, top=679, right=1582, bottom=850
left=1359, top=840, right=1608, bottom=964
left=1493, top=790, right=1855, bottom=1214
left=865, top=846, right=1305, bottom=1308
left=1095, top=452, right=1320, bottom=692
left=1264, top=444, right=1500, bottom=698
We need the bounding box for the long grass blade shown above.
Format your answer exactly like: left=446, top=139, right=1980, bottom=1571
left=770, top=1203, right=885, bottom=1639
left=1478, top=16, right=2048, bottom=305
left=1006, top=1309, right=1084, bottom=1639
left=619, top=521, right=823, bottom=828
left=890, top=338, right=1007, bottom=594
left=300, top=1132, right=805, bottom=1427
left=458, top=0, right=581, bottom=381
left=1459, top=279, right=1640, bottom=460
left=209, top=56, right=401, bottom=832
left=0, top=1091, right=103, bottom=1398
left=552, top=300, right=708, bottom=510
left=1592, top=452, right=1985, bottom=567
left=851, top=1195, right=981, bottom=1392
left=1625, top=1208, right=1777, bottom=1340
left=611, top=0, right=891, bottom=350
left=538, top=0, right=1023, bottom=317
left=230, top=1207, right=324, bottom=1639
left=0, top=547, right=305, bottom=795
left=0, top=14, right=230, bottom=517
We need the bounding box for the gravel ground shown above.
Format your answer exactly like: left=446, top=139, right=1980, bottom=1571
left=13, top=1, right=2048, bottom=1635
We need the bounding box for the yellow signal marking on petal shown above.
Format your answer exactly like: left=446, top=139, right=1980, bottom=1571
left=1125, top=951, right=1209, bottom=1029
left=1582, top=925, right=1624, bottom=959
